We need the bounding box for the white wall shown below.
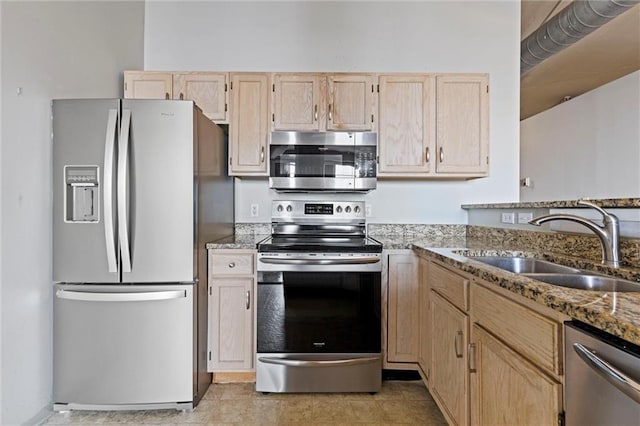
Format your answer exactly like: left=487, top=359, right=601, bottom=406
left=0, top=2, right=144, bottom=424
left=520, top=70, right=640, bottom=202
left=144, top=1, right=521, bottom=224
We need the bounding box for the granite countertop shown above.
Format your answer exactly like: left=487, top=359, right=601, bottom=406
left=461, top=197, right=640, bottom=209
left=410, top=237, right=640, bottom=346
left=205, top=234, right=269, bottom=250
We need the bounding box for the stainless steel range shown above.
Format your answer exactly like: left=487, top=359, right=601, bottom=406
left=256, top=200, right=382, bottom=393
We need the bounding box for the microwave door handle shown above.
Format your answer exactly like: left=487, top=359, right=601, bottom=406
left=103, top=109, right=118, bottom=273
left=118, top=109, right=132, bottom=273
left=573, top=343, right=640, bottom=404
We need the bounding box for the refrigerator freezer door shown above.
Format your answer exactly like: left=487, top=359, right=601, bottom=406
left=53, top=99, right=120, bottom=283
left=53, top=283, right=193, bottom=407
left=120, top=100, right=195, bottom=283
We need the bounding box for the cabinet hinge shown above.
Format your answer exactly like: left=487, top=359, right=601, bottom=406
left=377, top=84, right=380, bottom=93
left=225, top=103, right=228, bottom=112
left=371, top=84, right=374, bottom=93
left=208, top=351, right=211, bottom=361
left=486, top=156, right=489, bottom=165
left=272, top=83, right=275, bottom=92
left=124, top=82, right=127, bottom=91
left=371, top=114, right=374, bottom=123
left=486, top=85, right=489, bottom=94
left=272, top=113, right=275, bottom=122
left=230, top=81, right=233, bottom=90
left=224, top=83, right=228, bottom=92
left=558, top=412, right=565, bottom=426
left=229, top=157, right=232, bottom=165
left=209, top=286, right=212, bottom=296
left=376, top=155, right=379, bottom=164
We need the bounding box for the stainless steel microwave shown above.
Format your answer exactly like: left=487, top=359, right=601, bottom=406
left=269, top=131, right=377, bottom=192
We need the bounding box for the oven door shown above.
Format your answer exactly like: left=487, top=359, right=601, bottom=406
left=257, top=270, right=381, bottom=354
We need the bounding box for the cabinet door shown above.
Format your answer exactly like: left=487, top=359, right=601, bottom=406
left=387, top=253, right=419, bottom=363
left=272, top=74, right=322, bottom=131
left=327, top=75, right=375, bottom=131
left=378, top=75, right=435, bottom=176
left=418, top=257, right=431, bottom=380
left=173, top=72, right=228, bottom=122
left=209, top=277, right=254, bottom=371
left=229, top=73, right=269, bottom=175
left=430, top=291, right=468, bottom=426
left=435, top=74, right=489, bottom=175
left=124, top=71, right=172, bottom=99
left=470, top=325, right=561, bottom=426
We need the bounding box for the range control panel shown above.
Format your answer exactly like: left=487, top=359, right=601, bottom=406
left=272, top=200, right=365, bottom=221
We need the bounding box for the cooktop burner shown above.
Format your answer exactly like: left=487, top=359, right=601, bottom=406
left=257, top=235, right=382, bottom=253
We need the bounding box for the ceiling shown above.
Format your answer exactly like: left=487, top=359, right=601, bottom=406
left=520, top=0, right=640, bottom=120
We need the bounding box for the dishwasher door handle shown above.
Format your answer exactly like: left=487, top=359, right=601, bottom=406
left=574, top=342, right=640, bottom=404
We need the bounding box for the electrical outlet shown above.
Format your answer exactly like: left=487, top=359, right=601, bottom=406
left=365, top=205, right=372, bottom=217
left=518, top=212, right=534, bottom=224
left=250, top=204, right=259, bottom=217
left=501, top=212, right=515, bottom=224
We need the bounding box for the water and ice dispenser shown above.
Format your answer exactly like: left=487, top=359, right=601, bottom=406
left=64, top=166, right=99, bottom=223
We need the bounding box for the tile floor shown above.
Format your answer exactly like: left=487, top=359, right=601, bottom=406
left=44, top=380, right=447, bottom=425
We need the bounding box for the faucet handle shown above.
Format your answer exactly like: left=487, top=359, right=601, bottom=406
left=577, top=199, right=617, bottom=221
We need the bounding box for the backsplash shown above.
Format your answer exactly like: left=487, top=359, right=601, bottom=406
left=234, top=223, right=271, bottom=235
left=467, top=225, right=640, bottom=268
left=368, top=224, right=466, bottom=238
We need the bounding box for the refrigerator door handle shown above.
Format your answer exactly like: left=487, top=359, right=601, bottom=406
left=103, top=109, right=118, bottom=273
left=56, top=289, right=187, bottom=302
left=118, top=109, right=132, bottom=273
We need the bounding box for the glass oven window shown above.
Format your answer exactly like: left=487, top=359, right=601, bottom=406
left=257, top=271, right=381, bottom=354
left=270, top=145, right=355, bottom=178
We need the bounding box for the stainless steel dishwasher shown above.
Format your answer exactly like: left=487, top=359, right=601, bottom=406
left=565, top=321, right=640, bottom=425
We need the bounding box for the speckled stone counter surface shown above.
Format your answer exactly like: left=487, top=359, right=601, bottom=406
left=412, top=239, right=640, bottom=346
left=205, top=233, right=268, bottom=250
left=461, top=197, right=640, bottom=209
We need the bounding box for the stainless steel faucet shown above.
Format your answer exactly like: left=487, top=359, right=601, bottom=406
left=528, top=199, right=620, bottom=267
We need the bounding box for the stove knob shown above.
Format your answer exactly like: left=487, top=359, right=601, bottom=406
left=345, top=206, right=352, bottom=213
left=354, top=205, right=361, bottom=214
left=336, top=205, right=343, bottom=213
left=277, top=204, right=284, bottom=212
left=286, top=205, right=293, bottom=213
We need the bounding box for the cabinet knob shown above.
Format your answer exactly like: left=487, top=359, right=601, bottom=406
left=228, top=262, right=236, bottom=268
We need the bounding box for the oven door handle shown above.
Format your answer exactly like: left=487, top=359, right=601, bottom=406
left=258, top=356, right=379, bottom=368
left=258, top=257, right=380, bottom=265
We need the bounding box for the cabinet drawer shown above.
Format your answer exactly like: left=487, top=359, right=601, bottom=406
left=210, top=253, right=254, bottom=276
left=471, top=283, right=561, bottom=375
left=429, top=262, right=469, bottom=311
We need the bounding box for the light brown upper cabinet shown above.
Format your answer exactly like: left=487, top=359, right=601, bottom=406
left=124, top=71, right=229, bottom=123
left=435, top=74, right=489, bottom=176
left=378, top=75, right=435, bottom=176
left=271, top=73, right=376, bottom=132
left=228, top=73, right=270, bottom=176
left=173, top=73, right=228, bottom=123
left=326, top=75, right=376, bottom=131
left=377, top=73, right=489, bottom=178
left=124, top=71, right=173, bottom=100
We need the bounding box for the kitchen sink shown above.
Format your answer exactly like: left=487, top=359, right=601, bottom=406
left=523, top=273, right=640, bottom=292
left=467, top=256, right=582, bottom=274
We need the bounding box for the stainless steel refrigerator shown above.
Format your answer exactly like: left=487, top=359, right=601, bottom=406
left=52, top=99, right=233, bottom=411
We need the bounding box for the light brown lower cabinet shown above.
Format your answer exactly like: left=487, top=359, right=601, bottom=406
left=417, top=257, right=431, bottom=380
left=387, top=252, right=420, bottom=365
left=208, top=250, right=255, bottom=372
left=430, top=290, right=469, bottom=426
left=469, top=324, right=562, bottom=426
